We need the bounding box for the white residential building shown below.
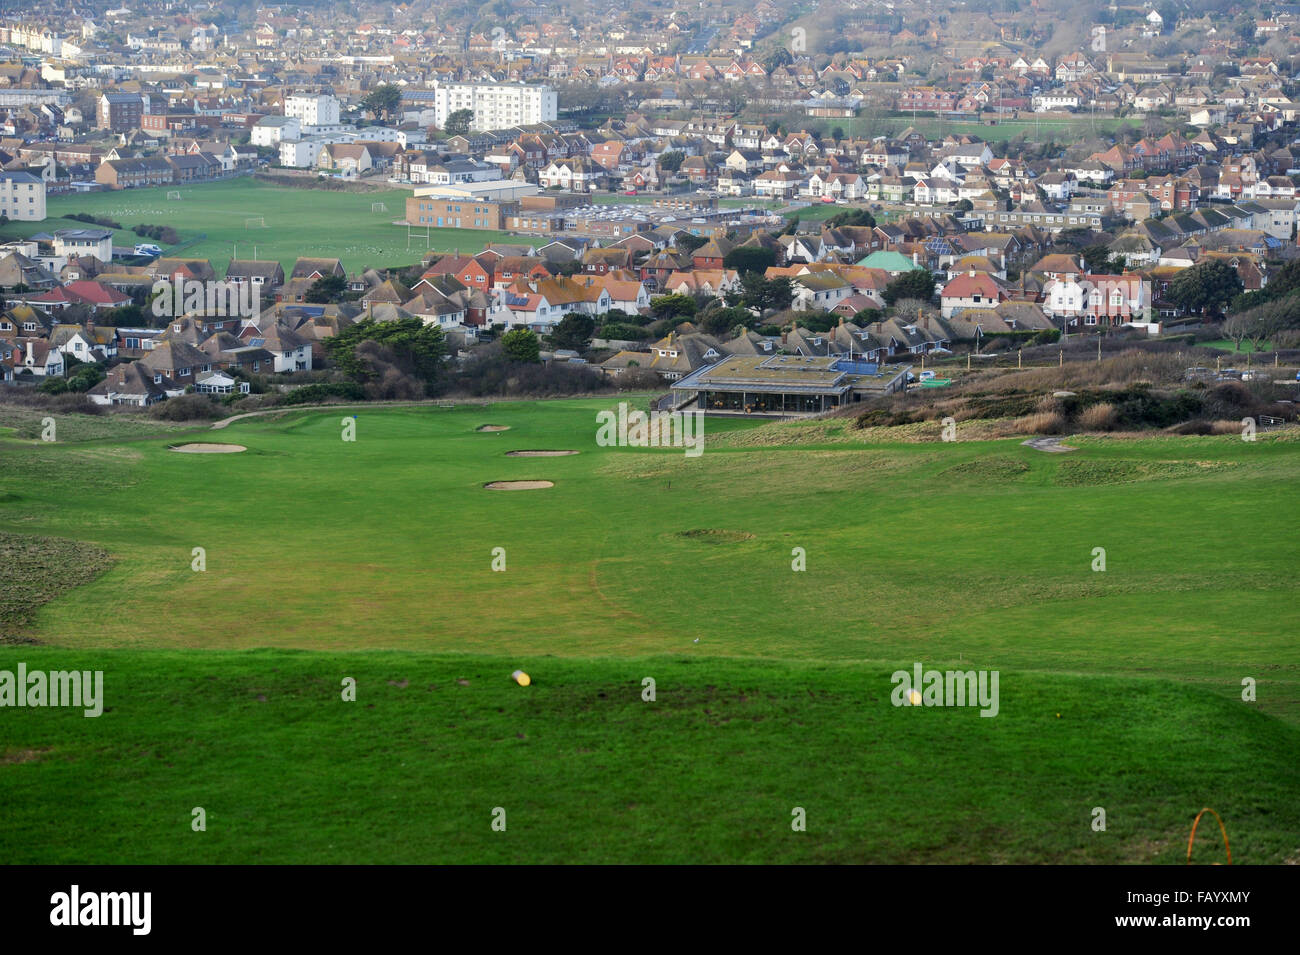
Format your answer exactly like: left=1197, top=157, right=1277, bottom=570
left=0, top=171, right=46, bottom=221
left=284, top=93, right=341, bottom=127
left=279, top=138, right=324, bottom=168
left=251, top=115, right=300, bottom=147
left=432, top=82, right=557, bottom=132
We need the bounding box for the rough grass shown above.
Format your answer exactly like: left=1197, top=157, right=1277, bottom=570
left=0, top=533, right=113, bottom=643
left=0, top=404, right=201, bottom=443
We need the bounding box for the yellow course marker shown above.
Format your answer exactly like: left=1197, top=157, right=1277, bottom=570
left=907, top=689, right=922, bottom=706
left=511, top=670, right=531, bottom=686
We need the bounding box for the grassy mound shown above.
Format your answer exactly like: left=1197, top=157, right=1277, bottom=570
left=1, top=650, right=1296, bottom=864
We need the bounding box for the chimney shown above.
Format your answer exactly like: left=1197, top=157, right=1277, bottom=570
left=912, top=251, right=919, bottom=266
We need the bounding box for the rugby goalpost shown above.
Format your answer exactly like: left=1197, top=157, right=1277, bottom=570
left=371, top=201, right=388, bottom=213
left=167, top=190, right=182, bottom=200
left=405, top=221, right=432, bottom=251
left=245, top=216, right=266, bottom=229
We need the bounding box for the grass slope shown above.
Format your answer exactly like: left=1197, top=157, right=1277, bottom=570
left=2, top=650, right=1296, bottom=864
left=1, top=399, right=1297, bottom=862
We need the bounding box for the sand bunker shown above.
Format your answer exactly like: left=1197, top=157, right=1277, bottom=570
left=484, top=480, right=554, bottom=490
left=476, top=424, right=510, bottom=432
left=505, top=450, right=579, bottom=457
left=170, top=443, right=247, bottom=454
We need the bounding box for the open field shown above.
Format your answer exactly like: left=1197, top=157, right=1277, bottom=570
left=1, top=399, right=1297, bottom=862
left=841, top=114, right=1146, bottom=143
left=5, top=178, right=534, bottom=274
left=1200, top=339, right=1275, bottom=354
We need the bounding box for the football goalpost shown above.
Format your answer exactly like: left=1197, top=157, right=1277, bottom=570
left=245, top=216, right=266, bottom=229
left=371, top=201, right=388, bottom=213
left=167, top=190, right=182, bottom=200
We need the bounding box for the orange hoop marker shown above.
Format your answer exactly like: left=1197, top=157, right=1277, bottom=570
left=1186, top=808, right=1231, bottom=865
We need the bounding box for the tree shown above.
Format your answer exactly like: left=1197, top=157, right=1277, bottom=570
left=67, top=363, right=106, bottom=392
left=1221, top=314, right=1251, bottom=352
left=764, top=47, right=793, bottom=73
left=674, top=233, right=707, bottom=255
left=500, top=327, right=541, bottom=363
left=826, top=208, right=876, bottom=229
left=883, top=269, right=936, bottom=306
left=1081, top=243, right=1115, bottom=273
left=1167, top=260, right=1243, bottom=318
left=443, top=108, right=474, bottom=137
left=736, top=274, right=793, bottom=312
left=658, top=150, right=685, bottom=173
left=325, top=318, right=447, bottom=389
left=953, top=198, right=973, bottom=212
left=723, top=246, right=776, bottom=274
left=547, top=312, right=596, bottom=351
left=699, top=305, right=754, bottom=336
left=649, top=293, right=697, bottom=320
left=362, top=84, right=402, bottom=122
left=305, top=274, right=348, bottom=303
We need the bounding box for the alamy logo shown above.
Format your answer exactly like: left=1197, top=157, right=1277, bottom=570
left=151, top=277, right=260, bottom=321
left=0, top=663, right=104, bottom=717
left=891, top=662, right=999, bottom=717
left=50, top=885, right=151, bottom=935
left=596, top=402, right=704, bottom=458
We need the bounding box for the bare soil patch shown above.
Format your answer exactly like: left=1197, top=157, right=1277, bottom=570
left=505, top=449, right=578, bottom=457
left=484, top=480, right=554, bottom=490
left=476, top=425, right=510, bottom=432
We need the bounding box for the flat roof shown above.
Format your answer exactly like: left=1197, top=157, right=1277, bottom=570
left=673, top=354, right=911, bottom=395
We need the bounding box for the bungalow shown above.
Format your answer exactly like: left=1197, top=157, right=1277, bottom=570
left=87, top=362, right=168, bottom=406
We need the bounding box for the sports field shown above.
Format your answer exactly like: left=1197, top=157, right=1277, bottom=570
left=1, top=401, right=1297, bottom=863
left=8, top=178, right=533, bottom=274
left=845, top=115, right=1146, bottom=143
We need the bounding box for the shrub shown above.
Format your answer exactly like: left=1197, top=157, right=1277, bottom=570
left=1013, top=411, right=1066, bottom=435
left=49, top=393, right=103, bottom=415
left=280, top=382, right=366, bottom=405
left=1211, top=419, right=1246, bottom=435
left=616, top=368, right=665, bottom=391
left=1078, top=402, right=1118, bottom=431
left=148, top=394, right=221, bottom=421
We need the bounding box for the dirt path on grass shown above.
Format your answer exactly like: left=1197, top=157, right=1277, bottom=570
left=1022, top=436, right=1077, bottom=453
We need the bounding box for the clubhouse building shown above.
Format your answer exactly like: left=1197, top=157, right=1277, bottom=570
left=670, top=354, right=911, bottom=417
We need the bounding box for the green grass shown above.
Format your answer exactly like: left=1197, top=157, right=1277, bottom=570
left=6, top=178, right=535, bottom=273
left=1200, top=339, right=1274, bottom=354
left=1, top=399, right=1297, bottom=862
left=3, top=649, right=1296, bottom=863
left=841, top=115, right=1145, bottom=143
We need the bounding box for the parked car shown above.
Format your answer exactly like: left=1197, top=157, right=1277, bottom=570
left=134, top=244, right=162, bottom=257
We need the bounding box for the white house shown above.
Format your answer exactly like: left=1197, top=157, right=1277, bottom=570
left=279, top=138, right=324, bottom=168
left=251, top=115, right=300, bottom=147
left=53, top=228, right=112, bottom=263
